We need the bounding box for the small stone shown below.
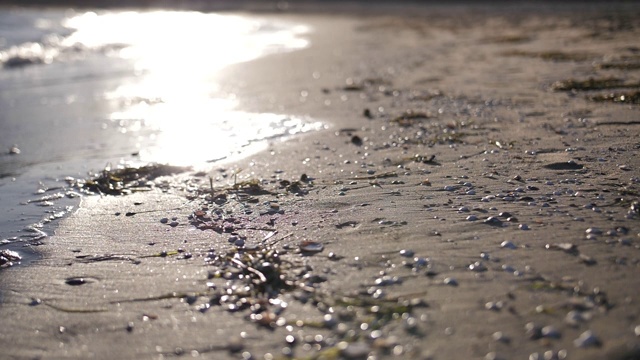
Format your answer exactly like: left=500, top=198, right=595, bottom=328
left=466, top=215, right=478, bottom=221
left=443, top=277, right=458, bottom=286
left=541, top=325, right=561, bottom=339
left=485, top=301, right=503, bottom=311
left=585, top=227, right=602, bottom=235
left=484, top=216, right=503, bottom=226
left=492, top=331, right=510, bottom=343
left=169, top=221, right=179, bottom=227
left=525, top=322, right=542, bottom=340
left=501, top=241, right=517, bottom=249
left=519, top=224, right=530, bottom=230
left=565, top=310, right=589, bottom=327
left=399, top=249, right=414, bottom=257
left=573, top=330, right=601, bottom=348
left=160, top=218, right=169, bottom=224
left=635, top=325, right=640, bottom=336
left=468, top=261, right=487, bottom=272
left=340, top=341, right=371, bottom=359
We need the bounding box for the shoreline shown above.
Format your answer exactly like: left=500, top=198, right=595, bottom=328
left=2, top=4, right=640, bottom=359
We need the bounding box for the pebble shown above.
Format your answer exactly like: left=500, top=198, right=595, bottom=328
left=484, top=216, right=503, bottom=226
left=468, top=261, right=487, bottom=272
left=541, top=325, right=561, bottom=339
left=525, top=322, right=542, bottom=340
left=169, top=221, right=179, bottom=227
left=565, top=310, right=589, bottom=326
left=492, top=331, right=510, bottom=343
left=635, top=325, right=640, bottom=336
left=573, top=330, right=601, bottom=348
left=466, top=215, right=478, bottom=221
left=160, top=218, right=169, bottom=224
left=519, top=224, right=529, bottom=230
left=443, top=277, right=458, bottom=286
left=586, top=227, right=602, bottom=235
left=501, top=241, right=517, bottom=249
left=399, top=249, right=414, bottom=257
left=339, top=342, right=371, bottom=359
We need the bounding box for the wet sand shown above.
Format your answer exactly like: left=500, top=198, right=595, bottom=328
left=2, top=3, right=640, bottom=359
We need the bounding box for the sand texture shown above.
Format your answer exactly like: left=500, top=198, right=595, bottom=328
left=1, top=4, right=640, bottom=359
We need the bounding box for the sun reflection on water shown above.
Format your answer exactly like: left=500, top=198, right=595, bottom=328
left=63, top=10, right=317, bottom=166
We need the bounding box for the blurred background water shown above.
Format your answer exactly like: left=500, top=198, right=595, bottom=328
left=0, top=7, right=321, bottom=259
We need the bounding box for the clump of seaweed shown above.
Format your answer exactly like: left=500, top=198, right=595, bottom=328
left=502, top=50, right=594, bottom=62
left=70, top=164, right=188, bottom=195
left=390, top=110, right=434, bottom=127
left=207, top=246, right=301, bottom=304
left=590, top=91, right=640, bottom=104
left=595, top=61, right=640, bottom=70
left=552, top=77, right=640, bottom=91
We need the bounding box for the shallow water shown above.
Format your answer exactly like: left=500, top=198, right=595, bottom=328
left=0, top=7, right=320, bottom=260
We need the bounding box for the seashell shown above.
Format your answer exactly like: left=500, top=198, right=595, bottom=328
left=299, top=241, right=324, bottom=253
left=573, top=330, right=601, bottom=348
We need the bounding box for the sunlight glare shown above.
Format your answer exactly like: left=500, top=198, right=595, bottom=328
left=62, top=10, right=314, bottom=167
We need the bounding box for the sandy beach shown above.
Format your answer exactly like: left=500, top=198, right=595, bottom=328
left=1, top=2, right=640, bottom=359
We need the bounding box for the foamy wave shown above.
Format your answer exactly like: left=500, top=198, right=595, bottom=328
left=0, top=31, right=125, bottom=69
